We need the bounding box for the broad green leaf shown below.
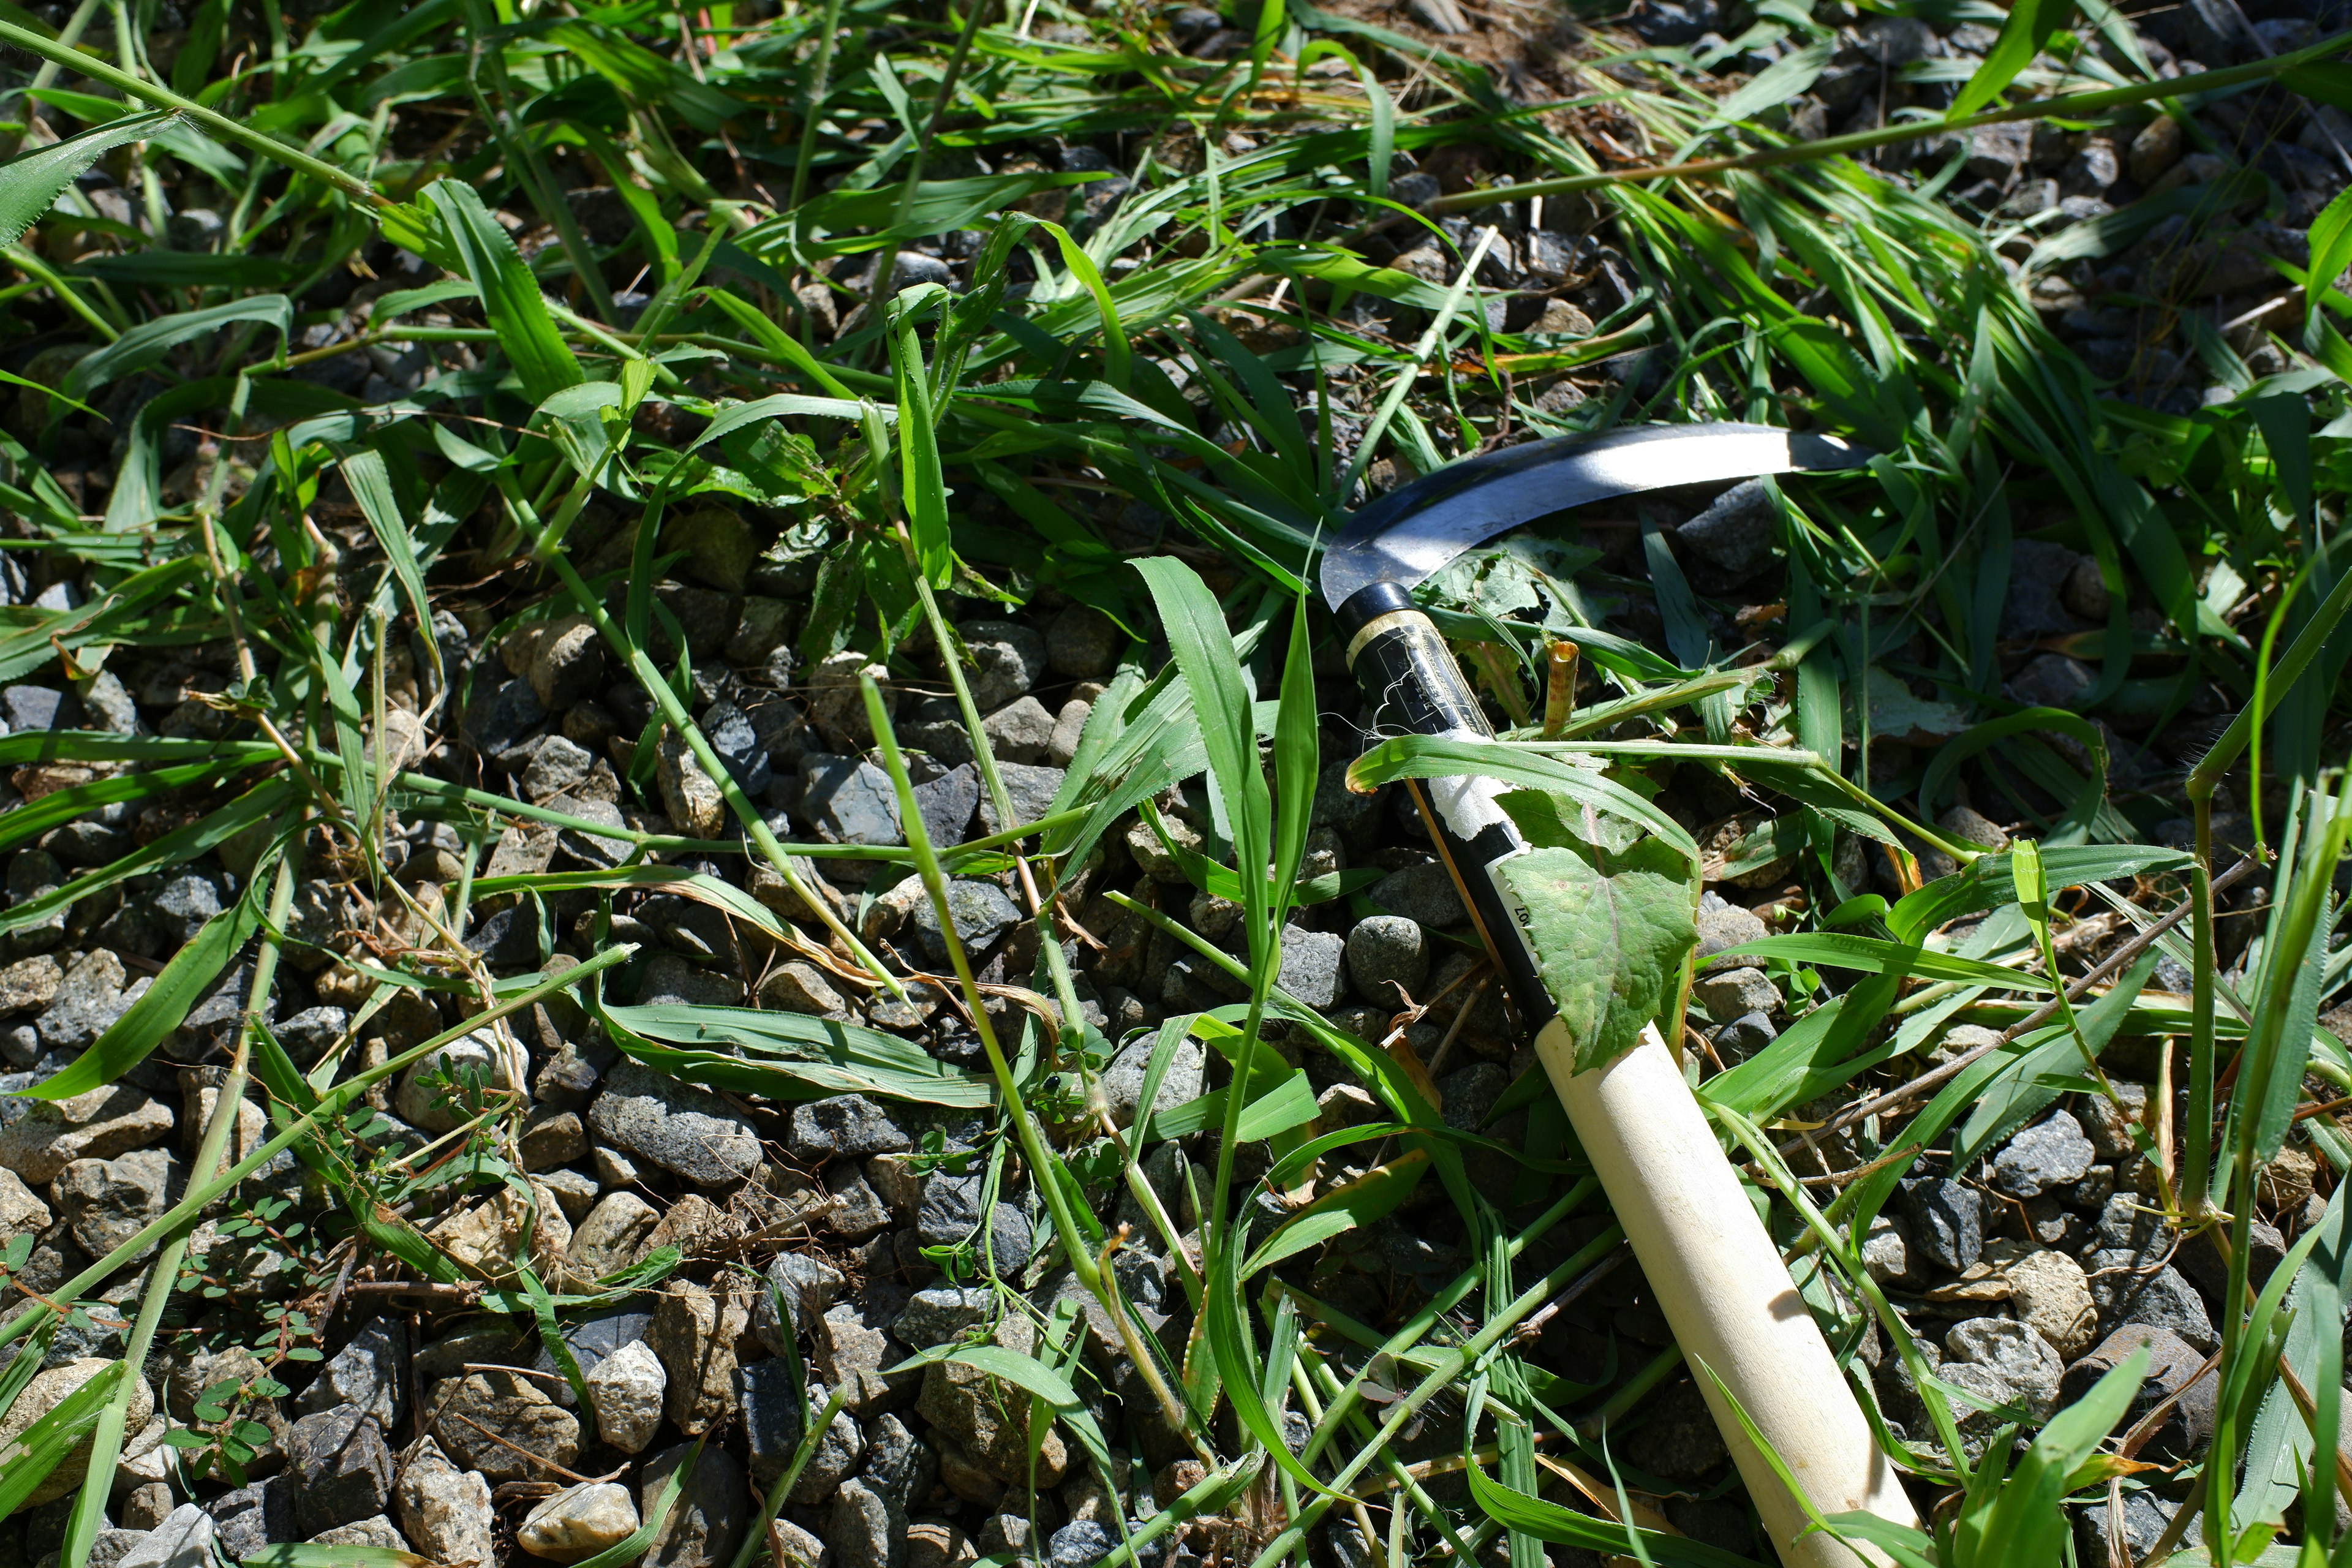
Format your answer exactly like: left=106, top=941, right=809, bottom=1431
left=0, top=111, right=175, bottom=251
left=1499, top=844, right=1695, bottom=1073
left=424, top=178, right=583, bottom=405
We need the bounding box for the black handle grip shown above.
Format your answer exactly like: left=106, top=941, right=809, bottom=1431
left=1338, top=584, right=1556, bottom=1032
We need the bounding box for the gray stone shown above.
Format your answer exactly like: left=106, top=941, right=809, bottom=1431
left=539, top=1168, right=598, bottom=1222
left=277, top=1007, right=348, bottom=1055
left=1712, top=1011, right=1777, bottom=1064
left=862, top=1413, right=935, bottom=1512
left=1278, top=928, right=1346, bottom=1009
left=701, top=701, right=774, bottom=797
left=121, top=1485, right=172, bottom=1532
left=588, top=1062, right=762, bottom=1187
left=51, top=1147, right=175, bottom=1260
left=656, top=735, right=728, bottom=840
left=2007, top=654, right=2098, bottom=710
left=85, top=1529, right=149, bottom=1568
left=78, top=672, right=137, bottom=735
left=555, top=795, right=633, bottom=869
left=649, top=1281, right=751, bottom=1435
left=755, top=1250, right=849, bottom=1354
left=910, top=880, right=1022, bottom=965
left=916, top=1316, right=1068, bottom=1488
left=1994, top=540, right=2088, bottom=639
left=981, top=697, right=1056, bottom=764
left=894, top=1286, right=993, bottom=1348
left=2089, top=1263, right=2216, bottom=1352
left=631, top=953, right=742, bottom=1008
left=788, top=1095, right=911, bottom=1161
left=665, top=508, right=758, bottom=593
left=1694, top=967, right=1778, bottom=1023
left=760, top=961, right=847, bottom=1017
left=824, top=1164, right=891, bottom=1236
left=0, top=1082, right=172, bottom=1184
left=2063, top=1324, right=2216, bottom=1463
left=829, top=1478, right=903, bottom=1568
left=2075, top=1493, right=2200, bottom=1563
left=641, top=1441, right=747, bottom=1568
left=37, top=951, right=138, bottom=1053
left=522, top=736, right=597, bottom=801
left=152, top=874, right=222, bottom=944
left=529, top=617, right=607, bottom=710
left=786, top=1386, right=864, bottom=1503
left=2080, top=1083, right=2149, bottom=1161
left=912, top=764, right=981, bottom=848
left=1860, top=1214, right=1913, bottom=1285
left=1675, top=478, right=1778, bottom=578
left=427, top=1370, right=582, bottom=1482
left=1369, top=862, right=1464, bottom=929
left=284, top=1403, right=393, bottom=1536
left=1898, top=1177, right=1982, bottom=1273
left=0, top=955, right=60, bottom=1015
left=2, top=686, right=79, bottom=733
left=1049, top=1521, right=1114, bottom=1568
left=1695, top=899, right=1767, bottom=970
left=1344, top=916, right=1427, bottom=1007
left=736, top=1359, right=807, bottom=1484
left=974, top=762, right=1066, bottom=837
left=1945, top=1317, right=2064, bottom=1419
left=917, top=1171, right=1033, bottom=1270
left=570, top=1191, right=660, bottom=1276
left=1992, top=1110, right=2097, bottom=1198
left=957, top=620, right=1046, bottom=709
left=205, top=1483, right=293, bottom=1562
left=462, top=676, right=547, bottom=757
left=797, top=755, right=903, bottom=848
left=1438, top=1063, right=1507, bottom=1133
left=1047, top=605, right=1123, bottom=678
left=299, top=1321, right=404, bottom=1427
left=1050, top=699, right=1091, bottom=767
left=1101, top=1033, right=1204, bottom=1129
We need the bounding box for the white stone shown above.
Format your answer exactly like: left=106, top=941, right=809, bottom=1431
left=115, top=1506, right=214, bottom=1568
left=518, top=1482, right=639, bottom=1562
left=584, top=1340, right=665, bottom=1455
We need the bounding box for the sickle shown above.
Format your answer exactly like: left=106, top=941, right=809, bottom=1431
left=1321, top=422, right=1918, bottom=1568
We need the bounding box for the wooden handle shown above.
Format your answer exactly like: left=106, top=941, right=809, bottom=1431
left=1538, top=1019, right=1920, bottom=1567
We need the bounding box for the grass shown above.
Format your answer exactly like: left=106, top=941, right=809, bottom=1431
left=0, top=0, right=2343, bottom=1564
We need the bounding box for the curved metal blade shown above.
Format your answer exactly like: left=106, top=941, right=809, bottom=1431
left=1319, top=422, right=1870, bottom=608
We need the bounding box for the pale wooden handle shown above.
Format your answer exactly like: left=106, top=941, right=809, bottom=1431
left=1539, top=1019, right=1919, bottom=1568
